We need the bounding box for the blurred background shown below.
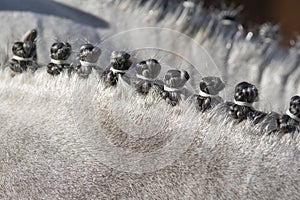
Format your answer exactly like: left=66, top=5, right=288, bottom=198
left=204, top=0, right=300, bottom=46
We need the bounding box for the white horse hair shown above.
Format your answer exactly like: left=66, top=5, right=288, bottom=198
left=0, top=0, right=299, bottom=199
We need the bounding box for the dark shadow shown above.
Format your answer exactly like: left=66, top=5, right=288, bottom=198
left=0, top=0, right=109, bottom=28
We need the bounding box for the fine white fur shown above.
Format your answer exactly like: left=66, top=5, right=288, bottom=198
left=0, top=0, right=299, bottom=199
